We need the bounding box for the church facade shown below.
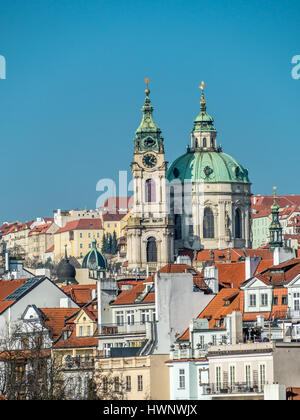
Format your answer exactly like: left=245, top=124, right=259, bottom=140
left=126, top=82, right=252, bottom=271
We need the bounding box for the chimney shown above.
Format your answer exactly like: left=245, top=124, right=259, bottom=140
left=273, top=247, right=296, bottom=266
left=60, top=297, right=72, bottom=308
left=245, top=256, right=261, bottom=280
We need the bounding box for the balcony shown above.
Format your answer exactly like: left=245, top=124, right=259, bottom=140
left=64, top=356, right=94, bottom=370
left=200, top=382, right=267, bottom=396
left=99, top=322, right=148, bottom=336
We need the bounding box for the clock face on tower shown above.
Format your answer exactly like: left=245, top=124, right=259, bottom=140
left=142, top=153, right=157, bottom=168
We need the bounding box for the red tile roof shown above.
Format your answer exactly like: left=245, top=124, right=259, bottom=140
left=39, top=308, right=79, bottom=341
left=179, top=288, right=241, bottom=340
left=29, top=223, right=53, bottom=236
left=55, top=219, right=102, bottom=234
left=61, top=284, right=97, bottom=306
left=53, top=324, right=98, bottom=349
left=45, top=245, right=54, bottom=253
left=0, top=279, right=28, bottom=314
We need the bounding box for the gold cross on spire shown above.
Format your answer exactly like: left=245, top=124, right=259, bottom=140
left=144, top=77, right=150, bottom=96
left=199, top=80, right=206, bottom=104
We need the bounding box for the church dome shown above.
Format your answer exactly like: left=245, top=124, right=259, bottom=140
left=56, top=254, right=77, bottom=285
left=167, top=150, right=250, bottom=184
left=82, top=239, right=107, bottom=270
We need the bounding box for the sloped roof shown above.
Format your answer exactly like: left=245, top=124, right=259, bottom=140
left=61, top=284, right=97, bottom=306
left=55, top=219, right=102, bottom=234
left=0, top=279, right=28, bottom=314
left=39, top=308, right=79, bottom=341
left=179, top=288, right=241, bottom=340
left=53, top=324, right=98, bottom=349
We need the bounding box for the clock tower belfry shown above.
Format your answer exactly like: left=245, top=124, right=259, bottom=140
left=126, top=79, right=175, bottom=272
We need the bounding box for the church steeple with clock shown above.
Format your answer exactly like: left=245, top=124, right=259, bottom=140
left=126, top=79, right=175, bottom=271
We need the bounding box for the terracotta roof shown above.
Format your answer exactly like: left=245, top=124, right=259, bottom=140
left=29, top=223, right=53, bottom=236
left=179, top=288, right=241, bottom=340
left=287, top=387, right=300, bottom=400
left=196, top=248, right=273, bottom=263
left=0, top=279, right=28, bottom=314
left=213, top=262, right=246, bottom=288
left=53, top=324, right=98, bottom=349
left=39, top=308, right=79, bottom=340
left=103, top=213, right=125, bottom=222
left=45, top=245, right=54, bottom=253
left=112, top=281, right=153, bottom=306
left=55, top=219, right=102, bottom=234
left=61, top=284, right=97, bottom=306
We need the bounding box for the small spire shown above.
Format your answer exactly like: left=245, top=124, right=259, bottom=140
left=144, top=77, right=150, bottom=97
left=199, top=81, right=206, bottom=105
left=64, top=244, right=68, bottom=259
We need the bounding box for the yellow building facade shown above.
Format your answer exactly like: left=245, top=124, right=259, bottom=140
left=54, top=219, right=104, bottom=264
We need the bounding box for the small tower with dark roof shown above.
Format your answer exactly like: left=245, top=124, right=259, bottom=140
left=269, top=186, right=283, bottom=249
left=56, top=245, right=78, bottom=285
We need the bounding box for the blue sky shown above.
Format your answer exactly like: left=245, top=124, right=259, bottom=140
left=0, top=0, right=299, bottom=222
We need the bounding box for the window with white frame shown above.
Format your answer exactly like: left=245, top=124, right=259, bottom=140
left=127, top=310, right=134, bottom=325
left=249, top=294, right=256, bottom=307
left=229, top=365, right=235, bottom=389
left=179, top=369, right=185, bottom=389
left=216, top=366, right=222, bottom=391
left=259, top=364, right=266, bottom=390
left=137, top=375, right=143, bottom=391
left=245, top=365, right=251, bottom=387
left=212, top=335, right=217, bottom=345
left=199, top=335, right=205, bottom=348
left=116, top=311, right=124, bottom=326
left=293, top=293, right=300, bottom=310
left=261, top=293, right=268, bottom=306
left=141, top=309, right=150, bottom=324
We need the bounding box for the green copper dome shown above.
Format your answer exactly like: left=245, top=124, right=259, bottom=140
left=82, top=239, right=107, bottom=270
left=167, top=150, right=250, bottom=184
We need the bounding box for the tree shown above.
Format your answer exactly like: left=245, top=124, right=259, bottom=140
left=101, top=234, right=108, bottom=254
left=107, top=233, right=112, bottom=254
left=0, top=321, right=68, bottom=400
left=111, top=231, right=118, bottom=255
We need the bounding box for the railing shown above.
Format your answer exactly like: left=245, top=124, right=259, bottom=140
left=201, top=382, right=267, bottom=395
left=64, top=356, right=94, bottom=370
left=171, top=345, right=208, bottom=360
left=286, top=309, right=300, bottom=320
left=99, top=322, right=147, bottom=335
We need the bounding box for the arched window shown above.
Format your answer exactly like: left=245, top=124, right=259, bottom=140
left=195, top=139, right=198, bottom=148
left=203, top=138, right=207, bottom=147
left=211, top=137, right=214, bottom=148
left=145, top=179, right=156, bottom=203
left=203, top=208, right=214, bottom=238
left=235, top=208, right=242, bottom=238
left=146, top=237, right=157, bottom=262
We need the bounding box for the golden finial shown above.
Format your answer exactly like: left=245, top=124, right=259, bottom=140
left=273, top=186, right=277, bottom=198
left=199, top=80, right=206, bottom=104
left=144, top=77, right=150, bottom=96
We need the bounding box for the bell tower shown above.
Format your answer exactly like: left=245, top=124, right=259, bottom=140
left=269, top=186, right=283, bottom=249
left=126, top=79, right=174, bottom=272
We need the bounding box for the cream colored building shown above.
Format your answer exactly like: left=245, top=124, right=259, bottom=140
left=53, top=208, right=102, bottom=228
left=202, top=342, right=300, bottom=400
left=2, top=222, right=32, bottom=257
left=53, top=219, right=104, bottom=264
left=27, top=222, right=59, bottom=263
left=95, top=354, right=170, bottom=400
